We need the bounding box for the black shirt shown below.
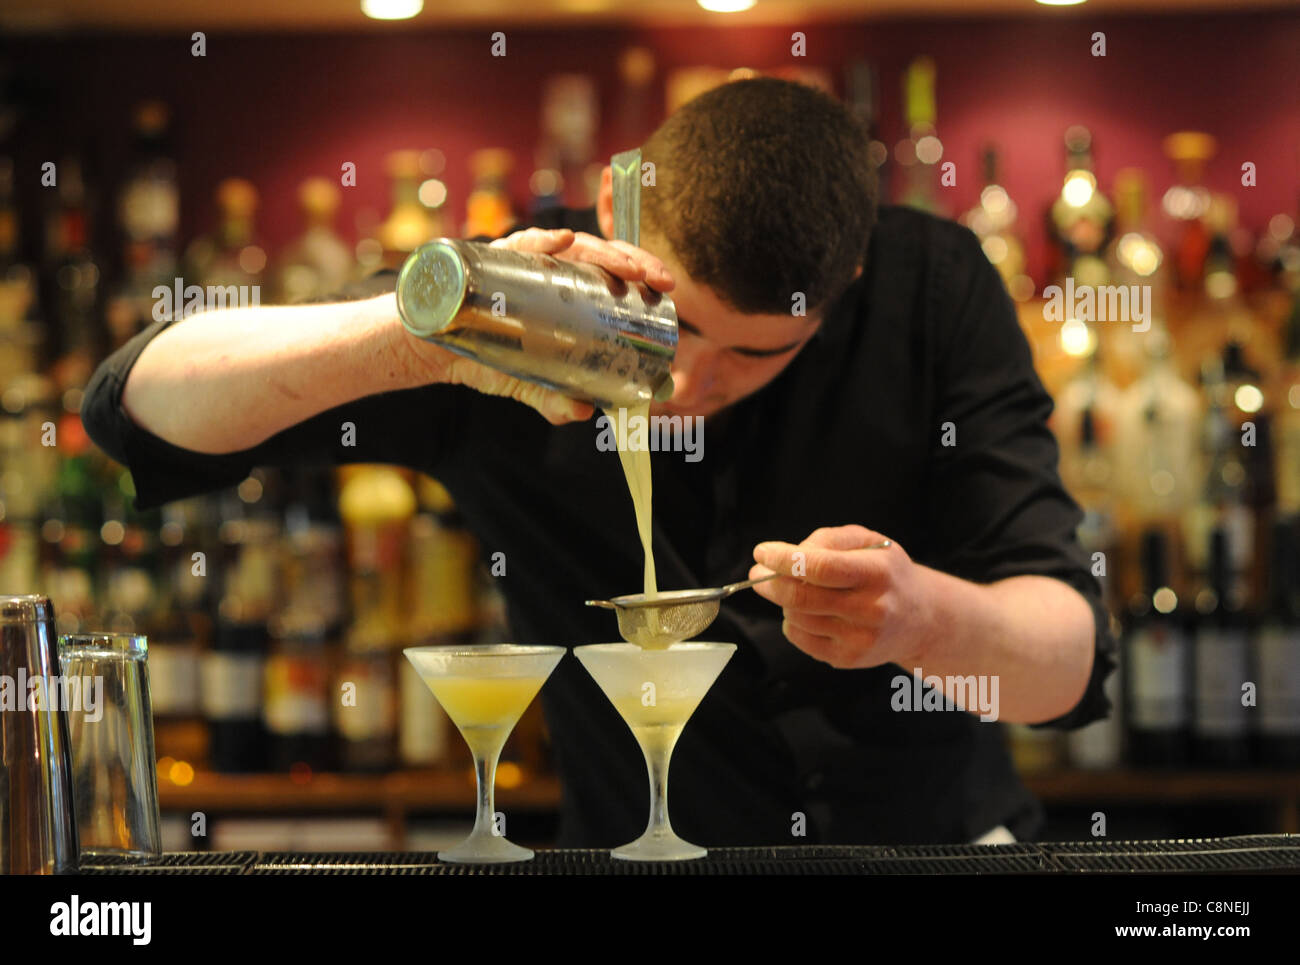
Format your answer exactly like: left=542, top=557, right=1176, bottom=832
left=82, top=204, right=1118, bottom=845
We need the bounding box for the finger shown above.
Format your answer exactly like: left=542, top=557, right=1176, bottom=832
left=564, top=232, right=648, bottom=282
left=783, top=608, right=853, bottom=639
left=780, top=617, right=842, bottom=665
left=753, top=574, right=856, bottom=615
left=801, top=524, right=891, bottom=551
left=753, top=541, right=885, bottom=590
left=490, top=227, right=575, bottom=253
left=602, top=239, right=676, bottom=291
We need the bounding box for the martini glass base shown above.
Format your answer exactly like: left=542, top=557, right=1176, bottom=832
left=612, top=827, right=707, bottom=862
left=437, top=831, right=534, bottom=864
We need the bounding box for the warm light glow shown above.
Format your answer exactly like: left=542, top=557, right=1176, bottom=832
left=1116, top=232, right=1161, bottom=276
left=1153, top=587, right=1178, bottom=614
left=496, top=761, right=524, bottom=788
left=1206, top=270, right=1237, bottom=299
left=915, top=135, right=943, bottom=165
left=361, top=0, right=423, bottom=20
left=697, top=0, right=756, bottom=10
left=1062, top=171, right=1096, bottom=207
left=417, top=179, right=447, bottom=208
left=238, top=245, right=267, bottom=276
left=1235, top=384, right=1264, bottom=414
left=1036, top=0, right=1087, bottom=5
left=981, top=185, right=1010, bottom=217
left=982, top=235, right=1009, bottom=264
left=1060, top=318, right=1094, bottom=357
left=169, top=760, right=196, bottom=786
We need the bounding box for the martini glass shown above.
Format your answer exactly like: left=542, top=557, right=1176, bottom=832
left=574, top=641, right=735, bottom=860
left=404, top=644, right=565, bottom=863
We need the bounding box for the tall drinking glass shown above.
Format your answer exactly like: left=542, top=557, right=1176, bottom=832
left=58, top=633, right=162, bottom=862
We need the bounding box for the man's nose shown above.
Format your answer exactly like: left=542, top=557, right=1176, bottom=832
left=669, top=344, right=717, bottom=406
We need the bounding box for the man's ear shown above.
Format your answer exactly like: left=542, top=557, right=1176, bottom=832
left=852, top=264, right=863, bottom=281
left=596, top=165, right=614, bottom=239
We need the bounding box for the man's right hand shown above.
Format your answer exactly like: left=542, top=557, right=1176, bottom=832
left=392, top=227, right=675, bottom=426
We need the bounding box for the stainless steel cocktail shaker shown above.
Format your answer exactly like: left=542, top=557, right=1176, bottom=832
left=1, top=594, right=79, bottom=874
left=396, top=238, right=678, bottom=409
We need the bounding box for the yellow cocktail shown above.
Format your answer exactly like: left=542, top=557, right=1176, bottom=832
left=404, top=644, right=565, bottom=864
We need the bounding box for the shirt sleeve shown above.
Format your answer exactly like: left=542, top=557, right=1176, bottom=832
left=923, top=223, right=1118, bottom=732
left=80, top=270, right=467, bottom=511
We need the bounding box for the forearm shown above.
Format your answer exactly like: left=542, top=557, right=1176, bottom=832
left=122, top=293, right=420, bottom=454
left=911, top=568, right=1095, bottom=725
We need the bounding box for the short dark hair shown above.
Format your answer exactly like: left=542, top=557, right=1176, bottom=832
left=640, top=76, right=877, bottom=316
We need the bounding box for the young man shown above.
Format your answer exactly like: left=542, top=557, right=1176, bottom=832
left=84, top=77, right=1115, bottom=845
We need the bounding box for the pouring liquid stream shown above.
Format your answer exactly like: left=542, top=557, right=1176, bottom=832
left=605, top=402, right=664, bottom=643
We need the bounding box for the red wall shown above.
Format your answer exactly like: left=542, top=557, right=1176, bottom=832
left=3, top=10, right=1298, bottom=286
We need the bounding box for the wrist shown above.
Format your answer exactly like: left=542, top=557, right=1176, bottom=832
left=371, top=292, right=452, bottom=390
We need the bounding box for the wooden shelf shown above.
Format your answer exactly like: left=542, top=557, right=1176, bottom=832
left=162, top=768, right=1300, bottom=832
left=159, top=769, right=562, bottom=813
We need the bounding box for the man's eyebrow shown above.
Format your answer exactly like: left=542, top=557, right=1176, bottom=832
left=677, top=316, right=810, bottom=357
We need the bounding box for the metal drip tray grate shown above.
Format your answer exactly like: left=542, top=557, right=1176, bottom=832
left=65, top=836, right=1300, bottom=874
left=249, top=843, right=1047, bottom=875
left=77, top=851, right=259, bottom=875
left=1041, top=834, right=1300, bottom=874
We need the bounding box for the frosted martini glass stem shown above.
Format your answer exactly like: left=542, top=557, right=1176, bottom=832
left=471, top=742, right=502, bottom=842
left=644, top=737, right=675, bottom=840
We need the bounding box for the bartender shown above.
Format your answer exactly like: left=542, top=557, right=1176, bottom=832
left=83, top=76, right=1116, bottom=846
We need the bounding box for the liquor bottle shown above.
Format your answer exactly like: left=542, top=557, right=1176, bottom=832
left=408, top=475, right=480, bottom=643
left=265, top=471, right=344, bottom=772
left=334, top=466, right=413, bottom=771
left=98, top=468, right=160, bottom=634
left=1274, top=286, right=1300, bottom=517
left=845, top=59, right=890, bottom=206
left=203, top=620, right=269, bottom=773
left=895, top=57, right=947, bottom=216
left=106, top=100, right=179, bottom=349
left=961, top=145, right=1031, bottom=302
left=1191, top=527, right=1251, bottom=765
left=1104, top=168, right=1167, bottom=388
left=1124, top=528, right=1191, bottom=766
left=274, top=177, right=353, bottom=304
left=1107, top=168, right=1165, bottom=287
left=43, top=157, right=103, bottom=389
left=463, top=148, right=517, bottom=240
left=1183, top=353, right=1254, bottom=580
left=378, top=150, right=442, bottom=269
left=1049, top=126, right=1113, bottom=290
left=203, top=516, right=278, bottom=772
left=0, top=155, right=38, bottom=335
left=1113, top=325, right=1202, bottom=525
left=1161, top=131, right=1216, bottom=291
left=147, top=499, right=212, bottom=769
left=40, top=411, right=102, bottom=634
left=1255, top=520, right=1300, bottom=765
left=183, top=178, right=266, bottom=301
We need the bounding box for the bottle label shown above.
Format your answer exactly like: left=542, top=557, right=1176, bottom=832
left=1257, top=627, right=1300, bottom=735
left=1193, top=628, right=1249, bottom=737
left=201, top=652, right=263, bottom=719
left=263, top=653, right=329, bottom=735
left=335, top=661, right=396, bottom=740
left=147, top=642, right=201, bottom=715
left=1128, top=624, right=1188, bottom=728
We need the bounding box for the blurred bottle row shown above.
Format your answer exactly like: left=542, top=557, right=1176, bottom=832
left=999, top=128, right=1300, bottom=771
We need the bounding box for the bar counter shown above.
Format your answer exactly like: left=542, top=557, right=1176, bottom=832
left=75, top=834, right=1300, bottom=875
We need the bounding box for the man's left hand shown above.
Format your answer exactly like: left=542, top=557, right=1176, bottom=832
left=749, top=524, right=932, bottom=670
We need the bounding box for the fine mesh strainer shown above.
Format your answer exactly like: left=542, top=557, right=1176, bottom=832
left=584, top=575, right=779, bottom=649
left=586, top=540, right=893, bottom=649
